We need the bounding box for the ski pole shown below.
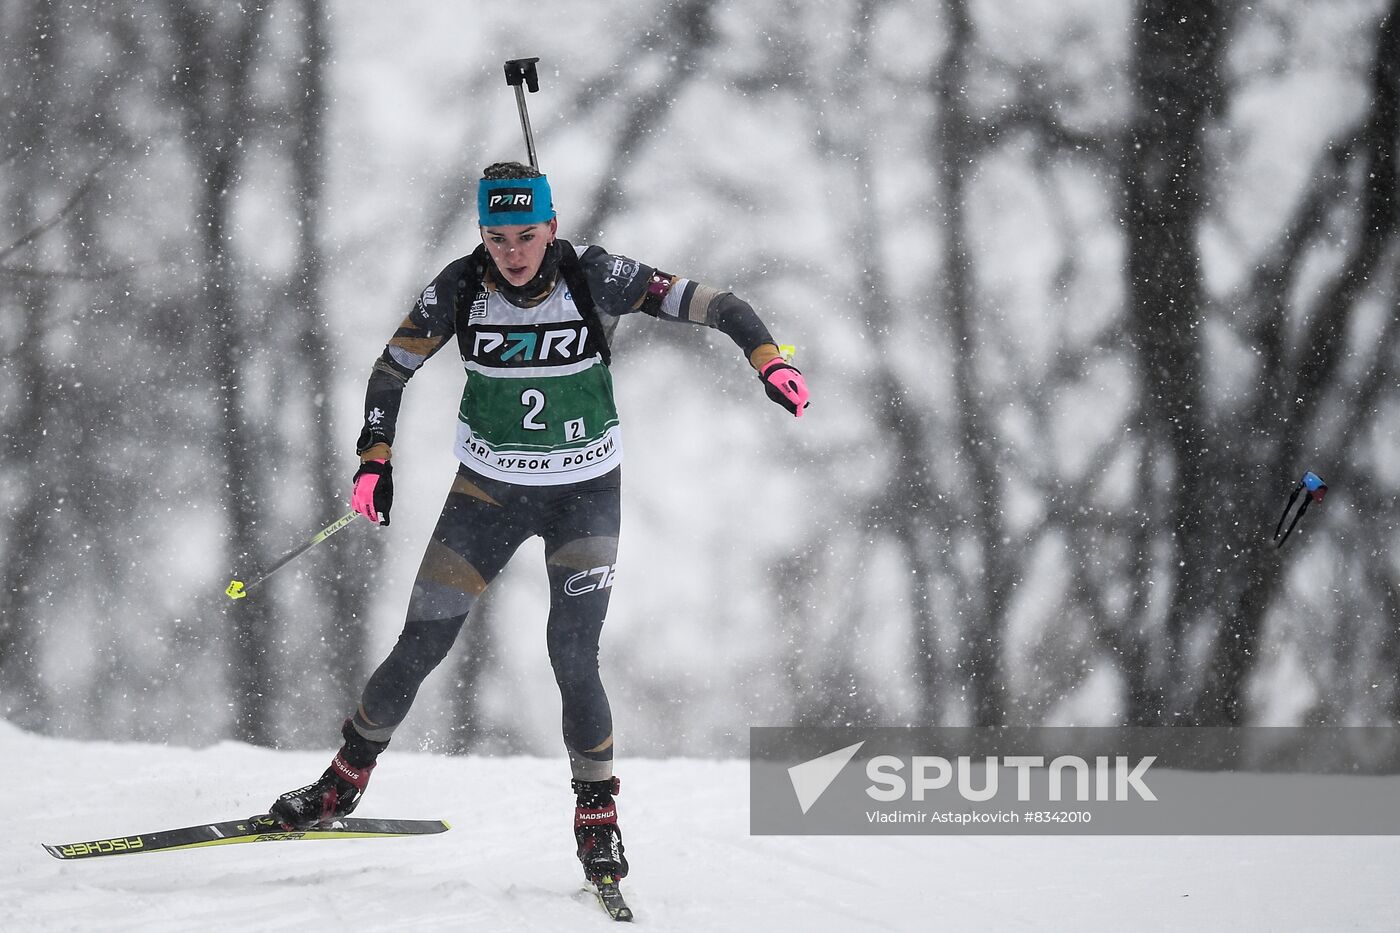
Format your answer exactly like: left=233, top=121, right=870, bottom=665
left=503, top=57, right=542, bottom=170
left=1273, top=471, right=1326, bottom=548
left=225, top=510, right=358, bottom=600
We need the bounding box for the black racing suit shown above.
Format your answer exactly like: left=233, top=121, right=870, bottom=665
left=347, top=240, right=780, bottom=780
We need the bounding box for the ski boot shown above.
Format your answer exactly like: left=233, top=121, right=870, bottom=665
left=270, top=718, right=389, bottom=829
left=573, top=776, right=628, bottom=882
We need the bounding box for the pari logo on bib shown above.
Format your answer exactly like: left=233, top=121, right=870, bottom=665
left=478, top=174, right=555, bottom=226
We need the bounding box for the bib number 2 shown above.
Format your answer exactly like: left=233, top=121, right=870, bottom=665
left=520, top=389, right=547, bottom=431
left=520, top=389, right=587, bottom=440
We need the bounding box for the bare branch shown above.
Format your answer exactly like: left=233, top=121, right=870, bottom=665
left=0, top=155, right=111, bottom=262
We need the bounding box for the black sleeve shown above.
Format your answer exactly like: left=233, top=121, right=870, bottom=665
left=710, top=291, right=776, bottom=358
left=355, top=357, right=411, bottom=456
left=355, top=259, right=469, bottom=457
left=575, top=245, right=658, bottom=317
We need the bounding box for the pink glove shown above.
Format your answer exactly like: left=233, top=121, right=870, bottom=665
left=759, top=358, right=810, bottom=417
left=352, top=459, right=393, bottom=525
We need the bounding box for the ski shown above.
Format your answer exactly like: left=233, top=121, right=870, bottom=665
left=589, top=874, right=634, bottom=922
left=43, top=814, right=450, bottom=860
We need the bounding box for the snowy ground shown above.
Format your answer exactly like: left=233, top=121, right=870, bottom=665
left=5, top=720, right=1399, bottom=932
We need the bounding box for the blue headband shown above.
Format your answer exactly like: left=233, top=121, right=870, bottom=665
left=477, top=174, right=554, bottom=226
